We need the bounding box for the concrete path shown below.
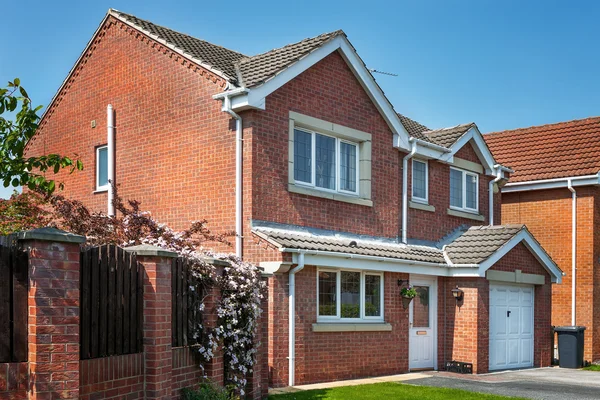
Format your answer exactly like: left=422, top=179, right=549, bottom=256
left=409, top=367, right=600, bottom=400
left=270, top=368, right=600, bottom=399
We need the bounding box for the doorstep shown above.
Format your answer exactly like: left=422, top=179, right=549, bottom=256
left=268, top=372, right=431, bottom=394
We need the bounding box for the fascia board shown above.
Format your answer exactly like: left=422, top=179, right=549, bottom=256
left=503, top=174, right=600, bottom=193
left=439, top=127, right=496, bottom=175
left=227, top=36, right=411, bottom=150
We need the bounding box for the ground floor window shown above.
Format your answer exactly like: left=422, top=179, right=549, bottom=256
left=317, top=269, right=384, bottom=322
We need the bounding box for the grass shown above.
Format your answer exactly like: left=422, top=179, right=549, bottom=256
left=268, top=382, right=526, bottom=400
left=583, top=364, right=600, bottom=371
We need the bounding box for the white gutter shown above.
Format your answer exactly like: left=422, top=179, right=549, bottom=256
left=107, top=105, right=115, bottom=216
left=401, top=140, right=418, bottom=244
left=502, top=173, right=600, bottom=193
left=489, top=166, right=502, bottom=226
left=567, top=180, right=577, bottom=326
left=214, top=88, right=247, bottom=258
left=288, top=251, right=305, bottom=387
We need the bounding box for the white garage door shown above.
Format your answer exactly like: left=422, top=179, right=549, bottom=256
left=489, top=283, right=534, bottom=371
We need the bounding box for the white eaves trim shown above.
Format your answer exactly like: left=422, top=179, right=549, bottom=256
left=476, top=229, right=563, bottom=284
left=502, top=173, right=600, bottom=193
left=225, top=35, right=411, bottom=150
left=440, top=126, right=501, bottom=176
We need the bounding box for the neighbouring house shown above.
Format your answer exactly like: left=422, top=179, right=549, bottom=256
left=25, top=9, right=563, bottom=388
left=486, top=117, right=600, bottom=364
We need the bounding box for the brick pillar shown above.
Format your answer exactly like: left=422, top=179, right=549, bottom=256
left=203, top=263, right=225, bottom=387
left=18, top=227, right=85, bottom=400
left=247, top=275, right=269, bottom=400
left=125, top=245, right=177, bottom=400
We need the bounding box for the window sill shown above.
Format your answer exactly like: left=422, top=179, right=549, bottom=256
left=93, top=188, right=108, bottom=194
left=447, top=208, right=485, bottom=221
left=409, top=201, right=435, bottom=213
left=312, top=323, right=391, bottom=332
left=288, top=184, right=373, bottom=207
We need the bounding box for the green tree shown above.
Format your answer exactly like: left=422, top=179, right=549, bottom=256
left=0, top=78, right=82, bottom=194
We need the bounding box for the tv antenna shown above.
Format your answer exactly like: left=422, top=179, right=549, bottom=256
left=369, top=69, right=398, bottom=77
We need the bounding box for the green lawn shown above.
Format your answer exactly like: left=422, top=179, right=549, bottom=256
left=269, top=382, right=526, bottom=400
left=583, top=364, right=600, bottom=371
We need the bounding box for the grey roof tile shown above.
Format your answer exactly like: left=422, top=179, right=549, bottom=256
left=444, top=224, right=525, bottom=264
left=113, top=10, right=247, bottom=80
left=237, top=30, right=345, bottom=87
left=398, top=114, right=430, bottom=141
left=424, top=123, right=475, bottom=147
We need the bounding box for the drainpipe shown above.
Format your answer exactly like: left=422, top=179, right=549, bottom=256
left=107, top=105, right=115, bottom=216
left=222, top=95, right=243, bottom=258
left=401, top=139, right=418, bottom=244
left=567, top=179, right=577, bottom=326
left=288, top=251, right=305, bottom=387
left=489, top=166, right=502, bottom=226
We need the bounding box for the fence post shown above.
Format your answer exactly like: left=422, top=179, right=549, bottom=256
left=125, top=244, right=177, bottom=400
left=17, top=227, right=85, bottom=400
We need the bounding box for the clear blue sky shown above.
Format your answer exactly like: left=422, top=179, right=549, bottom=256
left=1, top=0, right=599, bottom=198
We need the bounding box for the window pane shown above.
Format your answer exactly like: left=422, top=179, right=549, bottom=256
left=365, top=275, right=381, bottom=317
left=340, top=142, right=357, bottom=192
left=413, top=286, right=430, bottom=328
left=318, top=271, right=337, bottom=316
left=294, top=129, right=312, bottom=183
left=341, top=271, right=360, bottom=318
left=315, top=134, right=336, bottom=190
left=98, top=147, right=108, bottom=187
left=466, top=174, right=477, bottom=209
left=412, top=160, right=426, bottom=200
left=450, top=169, right=463, bottom=208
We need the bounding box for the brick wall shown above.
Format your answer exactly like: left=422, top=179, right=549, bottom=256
left=269, top=266, right=409, bottom=387
left=171, top=347, right=204, bottom=397
left=79, top=354, right=144, bottom=400
left=0, top=362, right=27, bottom=399
left=438, top=243, right=552, bottom=373
left=502, top=187, right=598, bottom=362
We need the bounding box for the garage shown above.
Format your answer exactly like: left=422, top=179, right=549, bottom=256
left=489, top=283, right=534, bottom=370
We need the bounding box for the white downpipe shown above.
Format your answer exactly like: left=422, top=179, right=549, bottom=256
left=223, top=95, right=243, bottom=258
left=401, top=140, right=418, bottom=244
left=567, top=180, right=577, bottom=326
left=107, top=105, right=115, bottom=216
left=489, top=167, right=502, bottom=226
left=288, top=251, right=305, bottom=387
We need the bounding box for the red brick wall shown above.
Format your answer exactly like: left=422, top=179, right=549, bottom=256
left=269, top=266, right=409, bottom=387
left=0, top=363, right=27, bottom=399
left=25, top=16, right=236, bottom=252
left=408, top=142, right=498, bottom=242
left=438, top=243, right=552, bottom=373
left=79, top=354, right=144, bottom=400
left=502, top=188, right=598, bottom=362
left=171, top=348, right=204, bottom=397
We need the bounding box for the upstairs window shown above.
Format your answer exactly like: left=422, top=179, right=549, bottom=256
left=450, top=167, right=478, bottom=212
left=411, top=159, right=428, bottom=203
left=294, top=128, right=358, bottom=195
left=96, top=145, right=109, bottom=191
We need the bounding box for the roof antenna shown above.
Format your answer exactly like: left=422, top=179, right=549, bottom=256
left=369, top=69, right=398, bottom=77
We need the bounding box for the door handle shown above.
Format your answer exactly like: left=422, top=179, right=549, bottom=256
left=507, top=310, right=511, bottom=317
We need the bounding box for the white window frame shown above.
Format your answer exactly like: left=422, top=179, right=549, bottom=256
left=96, top=145, right=109, bottom=192
left=317, top=268, right=384, bottom=323
left=294, top=127, right=360, bottom=196
left=411, top=159, right=428, bottom=203
left=449, top=167, right=479, bottom=213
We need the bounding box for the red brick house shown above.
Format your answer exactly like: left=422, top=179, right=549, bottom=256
left=486, top=117, right=600, bottom=364
left=26, top=9, right=563, bottom=388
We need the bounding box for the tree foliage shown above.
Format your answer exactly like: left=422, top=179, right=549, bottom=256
left=0, top=79, right=82, bottom=194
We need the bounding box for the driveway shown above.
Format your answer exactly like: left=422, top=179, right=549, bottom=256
left=408, top=368, right=600, bottom=400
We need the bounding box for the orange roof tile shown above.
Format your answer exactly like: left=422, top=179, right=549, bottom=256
left=485, top=117, right=600, bottom=183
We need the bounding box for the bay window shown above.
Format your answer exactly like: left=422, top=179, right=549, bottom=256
left=317, top=269, right=383, bottom=322
left=294, top=127, right=359, bottom=195
left=450, top=167, right=478, bottom=212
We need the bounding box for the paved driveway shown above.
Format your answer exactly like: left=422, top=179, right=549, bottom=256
left=409, top=368, right=600, bottom=400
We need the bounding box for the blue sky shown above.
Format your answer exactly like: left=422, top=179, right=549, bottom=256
left=1, top=0, right=599, bottom=198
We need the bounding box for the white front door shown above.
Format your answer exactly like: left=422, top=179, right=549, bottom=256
left=489, top=283, right=534, bottom=371
left=409, top=276, right=437, bottom=370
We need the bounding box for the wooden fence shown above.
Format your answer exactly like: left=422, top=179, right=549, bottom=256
left=171, top=257, right=204, bottom=347
left=80, top=245, right=143, bottom=360
left=0, top=244, right=28, bottom=363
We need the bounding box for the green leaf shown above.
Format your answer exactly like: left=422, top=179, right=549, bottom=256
left=14, top=78, right=20, bottom=86
left=76, top=159, right=83, bottom=170
left=48, top=180, right=55, bottom=193
left=19, top=87, right=28, bottom=98
left=11, top=178, right=19, bottom=187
